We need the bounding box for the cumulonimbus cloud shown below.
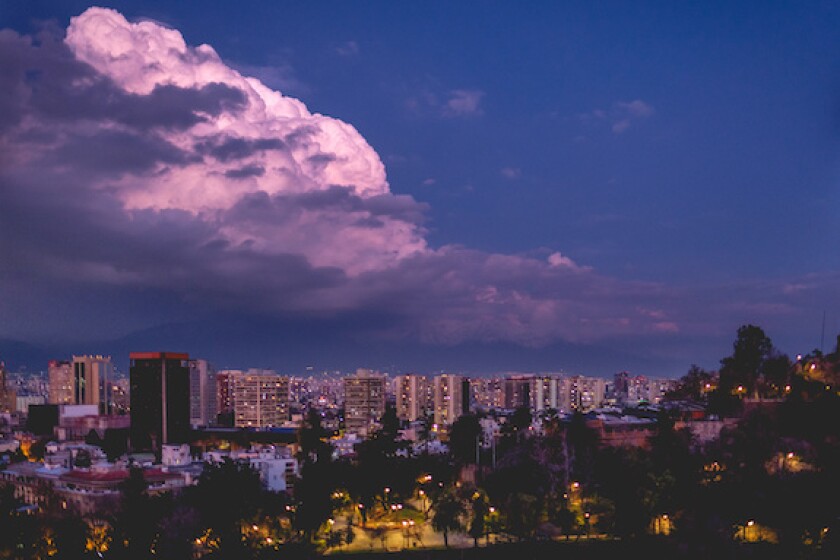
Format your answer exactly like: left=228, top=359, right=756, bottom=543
left=0, top=8, right=687, bottom=347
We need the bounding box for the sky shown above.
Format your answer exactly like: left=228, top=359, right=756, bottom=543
left=1, top=1, right=839, bottom=376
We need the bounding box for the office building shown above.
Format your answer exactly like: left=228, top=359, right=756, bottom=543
left=71, top=355, right=114, bottom=414
left=189, top=359, right=217, bottom=428
left=433, top=374, right=463, bottom=427
left=343, top=369, right=385, bottom=435
left=129, top=352, right=190, bottom=454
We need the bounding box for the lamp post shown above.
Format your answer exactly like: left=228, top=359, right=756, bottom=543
left=743, top=519, right=755, bottom=542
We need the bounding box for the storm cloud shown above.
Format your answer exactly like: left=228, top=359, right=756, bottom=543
left=3, top=7, right=823, bottom=370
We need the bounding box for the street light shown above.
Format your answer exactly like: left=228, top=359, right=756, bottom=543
left=743, top=519, right=755, bottom=541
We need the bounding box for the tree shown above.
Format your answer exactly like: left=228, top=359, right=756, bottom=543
left=102, top=428, right=129, bottom=462
left=432, top=489, right=465, bottom=548
left=417, top=413, right=433, bottom=455
left=666, top=365, right=714, bottom=402
left=49, top=514, right=89, bottom=560
left=73, top=448, right=92, bottom=469
left=186, top=459, right=266, bottom=556
left=112, top=466, right=163, bottom=560
left=84, top=428, right=103, bottom=448
left=297, top=409, right=331, bottom=466
left=468, top=490, right=488, bottom=547
left=505, top=407, right=532, bottom=441
left=293, top=460, right=336, bottom=543
left=564, top=412, right=600, bottom=486
left=449, top=414, right=482, bottom=465
left=719, top=324, right=774, bottom=396
left=154, top=504, right=202, bottom=560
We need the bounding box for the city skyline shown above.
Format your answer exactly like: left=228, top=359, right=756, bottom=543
left=2, top=2, right=839, bottom=376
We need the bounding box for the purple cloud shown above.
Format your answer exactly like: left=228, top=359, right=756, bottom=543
left=5, top=7, right=830, bottom=362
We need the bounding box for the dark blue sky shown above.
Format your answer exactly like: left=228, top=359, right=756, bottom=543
left=1, top=1, right=839, bottom=375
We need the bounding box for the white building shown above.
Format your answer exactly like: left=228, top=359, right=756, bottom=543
left=203, top=445, right=298, bottom=493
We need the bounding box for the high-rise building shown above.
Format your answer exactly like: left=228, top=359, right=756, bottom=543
left=461, top=377, right=471, bottom=415
left=232, top=369, right=289, bottom=428
left=533, top=375, right=559, bottom=412
left=558, top=375, right=607, bottom=412
left=129, top=352, right=190, bottom=454
left=0, top=361, right=9, bottom=413
left=503, top=375, right=533, bottom=410
left=216, top=370, right=239, bottom=420
left=395, top=374, right=429, bottom=422
left=48, top=360, right=74, bottom=405
left=471, top=377, right=504, bottom=411
left=433, top=374, right=463, bottom=427
left=71, top=355, right=114, bottom=413
left=614, top=371, right=630, bottom=404
left=189, top=359, right=217, bottom=428
left=343, top=369, right=385, bottom=435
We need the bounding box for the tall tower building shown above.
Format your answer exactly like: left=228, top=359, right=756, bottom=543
left=72, top=355, right=114, bottom=413
left=433, top=374, right=463, bottom=427
left=559, top=375, right=606, bottom=412
left=231, top=369, right=289, bottom=428
left=503, top=375, right=533, bottom=410
left=216, top=370, right=239, bottom=420
left=129, top=352, right=190, bottom=454
left=343, top=369, right=385, bottom=435
left=48, top=360, right=74, bottom=404
left=395, top=374, right=429, bottom=422
left=0, top=361, right=9, bottom=413
left=189, top=359, right=217, bottom=428
left=533, top=375, right=559, bottom=412
left=614, top=371, right=630, bottom=404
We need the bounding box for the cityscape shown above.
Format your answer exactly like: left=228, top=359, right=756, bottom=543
left=2, top=2, right=840, bottom=559
left=1, top=330, right=838, bottom=558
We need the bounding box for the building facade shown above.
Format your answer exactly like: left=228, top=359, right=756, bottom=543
left=343, top=369, right=385, bottom=435
left=71, top=355, right=114, bottom=414
left=129, top=352, right=191, bottom=454
left=433, top=374, right=463, bottom=427
left=503, top=375, right=533, bottom=410
left=232, top=370, right=290, bottom=428
left=395, top=374, right=429, bottom=422
left=48, top=360, right=74, bottom=405
left=532, top=375, right=559, bottom=412
left=558, top=375, right=607, bottom=412
left=189, top=359, right=217, bottom=428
